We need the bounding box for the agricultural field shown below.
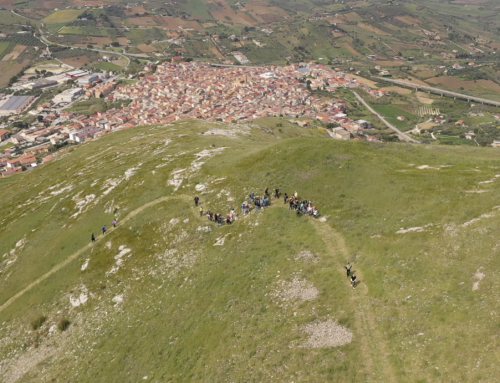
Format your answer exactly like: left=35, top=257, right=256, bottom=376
left=41, top=9, right=86, bottom=25
left=0, top=41, right=10, bottom=57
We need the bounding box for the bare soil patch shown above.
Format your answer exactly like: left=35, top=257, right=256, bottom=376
left=1, top=45, right=26, bottom=61
left=386, top=86, right=412, bottom=95
left=0, top=59, right=28, bottom=87
left=299, top=320, right=353, bottom=348
left=416, top=91, right=435, bottom=104
left=58, top=55, right=91, bottom=67
left=89, top=36, right=112, bottom=45
left=295, top=250, right=320, bottom=263
left=344, top=12, right=363, bottom=22
left=427, top=76, right=500, bottom=93
left=137, top=44, right=156, bottom=52
left=343, top=42, right=361, bottom=56
left=272, top=278, right=318, bottom=303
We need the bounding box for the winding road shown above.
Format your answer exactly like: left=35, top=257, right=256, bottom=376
left=353, top=92, right=420, bottom=143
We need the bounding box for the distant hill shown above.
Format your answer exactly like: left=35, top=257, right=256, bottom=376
left=2, top=119, right=500, bottom=382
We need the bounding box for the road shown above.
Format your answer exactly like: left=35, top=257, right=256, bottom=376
left=353, top=91, right=421, bottom=143
left=371, top=76, right=500, bottom=107
left=37, top=28, right=134, bottom=69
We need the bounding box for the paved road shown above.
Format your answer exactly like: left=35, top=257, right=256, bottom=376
left=372, top=76, right=500, bottom=107
left=353, top=91, right=421, bottom=144
left=37, top=28, right=133, bottom=69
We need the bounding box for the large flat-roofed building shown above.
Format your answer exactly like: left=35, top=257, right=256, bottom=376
left=53, top=87, right=83, bottom=103
left=0, top=96, right=34, bottom=116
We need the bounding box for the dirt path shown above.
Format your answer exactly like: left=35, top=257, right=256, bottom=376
left=0, top=195, right=190, bottom=315
left=310, top=219, right=396, bottom=383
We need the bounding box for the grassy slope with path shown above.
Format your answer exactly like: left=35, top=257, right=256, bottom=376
left=2, top=119, right=500, bottom=381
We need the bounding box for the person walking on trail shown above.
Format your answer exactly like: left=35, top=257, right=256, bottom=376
left=199, top=207, right=204, bottom=216
left=294, top=191, right=298, bottom=199
left=264, top=188, right=269, bottom=197
left=284, top=193, right=288, bottom=204
left=91, top=233, right=96, bottom=243
left=345, top=262, right=352, bottom=277
left=112, top=219, right=117, bottom=228
left=275, top=188, right=280, bottom=198
left=102, top=225, right=106, bottom=235
left=241, top=202, right=246, bottom=215
left=351, top=274, right=357, bottom=289
left=194, top=196, right=200, bottom=206
left=250, top=193, right=255, bottom=202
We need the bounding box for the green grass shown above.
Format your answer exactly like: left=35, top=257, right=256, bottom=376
left=42, top=9, right=86, bottom=25
left=372, top=104, right=415, bottom=119
left=94, top=61, right=123, bottom=71
left=3, top=119, right=500, bottom=381
left=0, top=42, right=10, bottom=57
left=59, top=26, right=111, bottom=37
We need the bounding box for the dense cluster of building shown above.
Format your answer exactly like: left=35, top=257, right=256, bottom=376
left=109, top=61, right=372, bottom=127
left=1, top=61, right=380, bottom=177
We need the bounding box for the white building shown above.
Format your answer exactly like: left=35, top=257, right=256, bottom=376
left=53, top=88, right=83, bottom=103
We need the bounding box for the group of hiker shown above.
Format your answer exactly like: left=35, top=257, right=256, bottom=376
left=91, top=218, right=117, bottom=242
left=194, top=187, right=320, bottom=228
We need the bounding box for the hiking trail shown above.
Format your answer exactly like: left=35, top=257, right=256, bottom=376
left=0, top=195, right=191, bottom=315
left=310, top=218, right=397, bottom=383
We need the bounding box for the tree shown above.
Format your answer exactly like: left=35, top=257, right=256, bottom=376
left=111, top=41, right=120, bottom=47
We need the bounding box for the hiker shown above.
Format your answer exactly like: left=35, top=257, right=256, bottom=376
left=313, top=208, right=318, bottom=218
left=345, top=263, right=352, bottom=277
left=91, top=233, right=96, bottom=243
left=199, top=207, right=204, bottom=216
left=112, top=218, right=117, bottom=228
left=289, top=199, right=294, bottom=210
left=263, top=196, right=268, bottom=207
left=194, top=196, right=199, bottom=206
left=294, top=191, right=298, bottom=199
left=264, top=188, right=269, bottom=197
left=102, top=225, right=106, bottom=235
left=351, top=274, right=357, bottom=289
left=255, top=198, right=260, bottom=211
left=226, top=214, right=232, bottom=225
left=275, top=188, right=280, bottom=198
left=241, top=202, right=246, bottom=215
left=249, top=193, right=255, bottom=201
left=230, top=208, right=236, bottom=220
left=284, top=193, right=288, bottom=203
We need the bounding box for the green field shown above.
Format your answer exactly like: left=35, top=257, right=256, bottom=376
left=3, top=119, right=500, bottom=381
left=42, top=9, right=86, bottom=24
left=0, top=41, right=10, bottom=57
left=372, top=104, right=415, bottom=119
left=94, top=61, right=123, bottom=71
left=60, top=26, right=111, bottom=37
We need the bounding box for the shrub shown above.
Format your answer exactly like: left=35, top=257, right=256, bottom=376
left=31, top=315, right=47, bottom=330
left=58, top=318, right=71, bottom=332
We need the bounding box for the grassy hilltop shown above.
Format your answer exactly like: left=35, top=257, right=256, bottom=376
left=2, top=119, right=500, bottom=382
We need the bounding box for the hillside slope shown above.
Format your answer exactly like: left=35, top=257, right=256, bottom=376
left=1, top=119, right=500, bottom=382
